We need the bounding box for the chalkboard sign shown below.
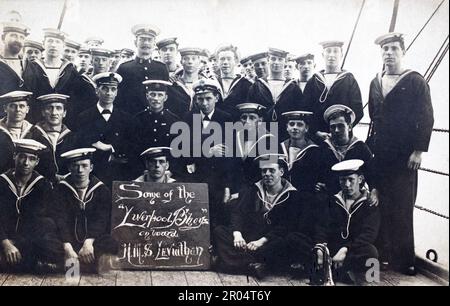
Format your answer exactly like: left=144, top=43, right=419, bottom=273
left=111, top=182, right=210, bottom=270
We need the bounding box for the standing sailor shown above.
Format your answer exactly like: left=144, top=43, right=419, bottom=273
left=63, top=39, right=81, bottom=64
left=156, top=37, right=181, bottom=76
left=295, top=53, right=315, bottom=93
left=303, top=41, right=363, bottom=141
left=368, top=33, right=434, bottom=275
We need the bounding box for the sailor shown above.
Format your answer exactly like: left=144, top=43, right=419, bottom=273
left=303, top=41, right=363, bottom=142
left=368, top=33, right=434, bottom=275
left=134, top=147, right=176, bottom=183
left=90, top=47, right=112, bottom=77
left=240, top=55, right=257, bottom=83
left=249, top=52, right=269, bottom=79
left=77, top=46, right=92, bottom=74
left=284, top=54, right=299, bottom=81
left=156, top=37, right=181, bottom=76
left=313, top=159, right=380, bottom=284
left=25, top=93, right=75, bottom=183
left=248, top=48, right=305, bottom=123
left=23, top=39, right=44, bottom=63
left=208, top=52, right=221, bottom=79
left=115, top=24, right=169, bottom=115
left=295, top=53, right=315, bottom=93
left=0, top=139, right=63, bottom=272
left=110, top=49, right=122, bottom=72
left=279, top=111, right=320, bottom=192
left=213, top=153, right=298, bottom=279
left=74, top=72, right=139, bottom=186
left=22, top=28, right=96, bottom=128
left=120, top=48, right=135, bottom=62
left=63, top=39, right=81, bottom=64
left=215, top=45, right=252, bottom=120
left=0, top=22, right=30, bottom=102
left=51, top=148, right=118, bottom=271
left=0, top=91, right=34, bottom=173
left=165, top=47, right=203, bottom=118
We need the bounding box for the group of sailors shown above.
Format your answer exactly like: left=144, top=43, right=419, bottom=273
left=0, top=15, right=434, bottom=284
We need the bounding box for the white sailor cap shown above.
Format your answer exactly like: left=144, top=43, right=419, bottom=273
left=331, top=159, right=364, bottom=175
left=24, top=39, right=44, bottom=51
left=319, top=40, right=345, bottom=49
left=179, top=47, right=203, bottom=57
left=0, top=91, right=33, bottom=105
left=13, top=139, right=47, bottom=155
left=65, top=39, right=81, bottom=50
left=142, top=80, right=172, bottom=92
left=268, top=47, right=289, bottom=59
left=61, top=148, right=96, bottom=162
left=1, top=22, right=30, bottom=36
left=140, top=146, right=172, bottom=158
left=84, top=36, right=104, bottom=46
left=93, top=72, right=123, bottom=85
left=282, top=111, right=314, bottom=122
left=43, top=28, right=67, bottom=41
left=323, top=104, right=355, bottom=124
left=236, top=103, right=267, bottom=116
left=131, top=24, right=160, bottom=37
left=374, top=32, right=405, bottom=47
left=90, top=47, right=112, bottom=57
left=36, top=93, right=70, bottom=105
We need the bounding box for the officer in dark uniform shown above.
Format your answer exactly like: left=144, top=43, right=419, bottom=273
left=74, top=72, right=139, bottom=186
left=115, top=24, right=169, bottom=115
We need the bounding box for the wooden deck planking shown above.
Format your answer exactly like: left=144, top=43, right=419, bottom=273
left=116, top=270, right=151, bottom=286
left=2, top=274, right=45, bottom=286
left=79, top=272, right=117, bottom=286
left=151, top=271, right=188, bottom=286
left=42, top=274, right=80, bottom=286
left=185, top=271, right=223, bottom=286
left=217, top=273, right=258, bottom=286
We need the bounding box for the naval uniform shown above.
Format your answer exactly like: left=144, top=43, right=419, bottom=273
left=166, top=77, right=193, bottom=118
left=74, top=105, right=139, bottom=186
left=115, top=57, right=169, bottom=115
left=24, top=122, right=75, bottom=183
left=216, top=76, right=252, bottom=121
left=22, top=59, right=96, bottom=129
left=0, top=118, right=33, bottom=173
left=214, top=179, right=298, bottom=272
left=0, top=56, right=26, bottom=118
left=303, top=70, right=363, bottom=137
left=50, top=175, right=118, bottom=257
left=367, top=70, right=434, bottom=269
left=320, top=190, right=380, bottom=272
left=0, top=170, right=64, bottom=268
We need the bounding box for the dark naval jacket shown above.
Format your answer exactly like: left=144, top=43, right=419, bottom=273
left=303, top=70, right=363, bottom=134
left=115, top=57, right=169, bottom=115
left=367, top=70, right=434, bottom=169
left=0, top=170, right=53, bottom=241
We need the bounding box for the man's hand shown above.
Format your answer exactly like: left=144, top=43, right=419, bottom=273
left=92, top=141, right=113, bottom=152
left=246, top=237, right=268, bottom=251
left=233, top=231, right=247, bottom=250
left=315, top=182, right=327, bottom=193
left=2, top=239, right=21, bottom=265
left=316, top=131, right=331, bottom=141
left=78, top=239, right=95, bottom=264
left=332, top=247, right=348, bottom=269
left=407, top=150, right=423, bottom=170
left=368, top=188, right=379, bottom=207
left=63, top=243, right=79, bottom=264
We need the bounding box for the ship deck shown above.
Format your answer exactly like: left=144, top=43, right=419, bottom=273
left=0, top=269, right=447, bottom=286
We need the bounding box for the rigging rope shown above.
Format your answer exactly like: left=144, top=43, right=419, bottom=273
left=424, top=35, right=449, bottom=79
left=341, top=0, right=366, bottom=69
left=406, top=0, right=447, bottom=52
left=426, top=41, right=449, bottom=83
left=389, top=0, right=401, bottom=32
left=415, top=205, right=449, bottom=220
